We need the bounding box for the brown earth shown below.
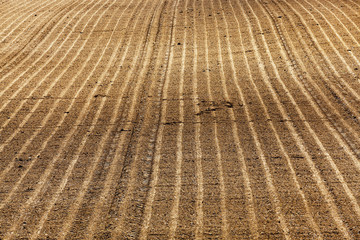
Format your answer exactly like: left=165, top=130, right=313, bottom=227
left=1, top=0, right=360, bottom=239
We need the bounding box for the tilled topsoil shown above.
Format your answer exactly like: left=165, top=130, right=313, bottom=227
left=1, top=0, right=360, bottom=239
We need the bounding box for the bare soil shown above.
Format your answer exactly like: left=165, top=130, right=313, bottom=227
left=1, top=0, right=360, bottom=238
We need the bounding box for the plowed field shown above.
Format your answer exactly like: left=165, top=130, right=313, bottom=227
left=1, top=0, right=360, bottom=239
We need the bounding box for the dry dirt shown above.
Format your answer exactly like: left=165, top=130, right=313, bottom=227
left=1, top=0, right=360, bottom=239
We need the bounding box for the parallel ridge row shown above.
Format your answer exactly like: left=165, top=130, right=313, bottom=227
left=1, top=0, right=360, bottom=238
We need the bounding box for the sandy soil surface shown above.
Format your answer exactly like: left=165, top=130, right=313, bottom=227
left=1, top=0, right=360, bottom=238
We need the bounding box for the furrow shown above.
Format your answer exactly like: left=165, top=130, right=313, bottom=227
left=278, top=0, right=360, bottom=100
left=296, top=0, right=360, bottom=69
left=0, top=0, right=92, bottom=86
left=28, top=0, right=145, bottom=238
left=0, top=0, right=49, bottom=33
left=314, top=0, right=360, bottom=44
left=223, top=0, right=321, bottom=237
left=227, top=0, right=293, bottom=238
left=139, top=0, right=180, bottom=238
left=0, top=0, right=110, bottom=174
left=0, top=7, right=108, bottom=208
left=0, top=1, right=94, bottom=114
left=263, top=0, right=360, bottom=220
left=0, top=0, right=125, bottom=237
left=347, top=0, right=360, bottom=12
left=266, top=0, right=360, bottom=201
left=0, top=0, right=56, bottom=40
left=246, top=0, right=358, bottom=237
left=192, top=0, right=204, bottom=237
left=243, top=1, right=322, bottom=234
left=0, top=0, right=115, bottom=200
left=201, top=0, right=230, bottom=238
left=1, top=0, right=360, bottom=238
left=0, top=1, right=100, bottom=137
left=169, top=0, right=187, bottom=238
left=0, top=0, right=40, bottom=30
left=0, top=0, right=71, bottom=69
left=240, top=0, right=353, bottom=237
left=263, top=1, right=360, bottom=161
left=216, top=1, right=262, bottom=238
left=298, top=0, right=360, bottom=96
left=330, top=0, right=360, bottom=26
left=108, top=4, right=172, bottom=239
left=59, top=0, right=165, bottom=238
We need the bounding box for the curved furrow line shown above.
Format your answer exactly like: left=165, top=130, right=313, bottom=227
left=0, top=0, right=44, bottom=16
left=0, top=0, right=62, bottom=44
left=201, top=0, right=230, bottom=238
left=287, top=0, right=358, bottom=75
left=231, top=9, right=324, bottom=239
left=0, top=1, right=82, bottom=75
left=271, top=2, right=358, bottom=91
left=243, top=3, right=322, bottom=236
left=0, top=2, right=101, bottom=105
left=225, top=0, right=322, bottom=238
left=168, top=0, right=187, bottom=238
left=0, top=0, right=93, bottom=84
left=267, top=0, right=360, bottom=174
left=0, top=0, right=130, bottom=238
left=225, top=0, right=292, bottom=238
left=0, top=0, right=118, bottom=207
left=263, top=0, right=360, bottom=226
left=102, top=3, right=170, bottom=239
left=0, top=0, right=92, bottom=98
left=277, top=1, right=360, bottom=142
left=192, top=0, right=204, bottom=236
left=138, top=0, right=182, bottom=238
left=86, top=9, right=166, bottom=240
left=249, top=0, right=359, bottom=237
left=48, top=1, right=162, bottom=238
left=214, top=0, right=276, bottom=238
left=329, top=0, right=360, bottom=25
left=0, top=0, right=47, bottom=32
left=347, top=0, right=360, bottom=10
left=320, top=0, right=360, bottom=40
left=0, top=0, right=71, bottom=68
left=32, top=5, right=150, bottom=240
left=249, top=0, right=360, bottom=236
left=0, top=0, right=114, bottom=186
left=213, top=1, right=262, bottom=238
left=268, top=1, right=360, bottom=144
left=259, top=0, right=360, bottom=213
left=322, top=2, right=360, bottom=41
left=0, top=0, right=28, bottom=13
left=239, top=0, right=353, bottom=237
left=284, top=6, right=360, bottom=149
left=0, top=0, right=38, bottom=27
left=299, top=0, right=360, bottom=73
left=2, top=0, right=360, bottom=237
left=0, top=0, right=110, bottom=157
left=278, top=0, right=360, bottom=99
left=266, top=0, right=360, bottom=160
